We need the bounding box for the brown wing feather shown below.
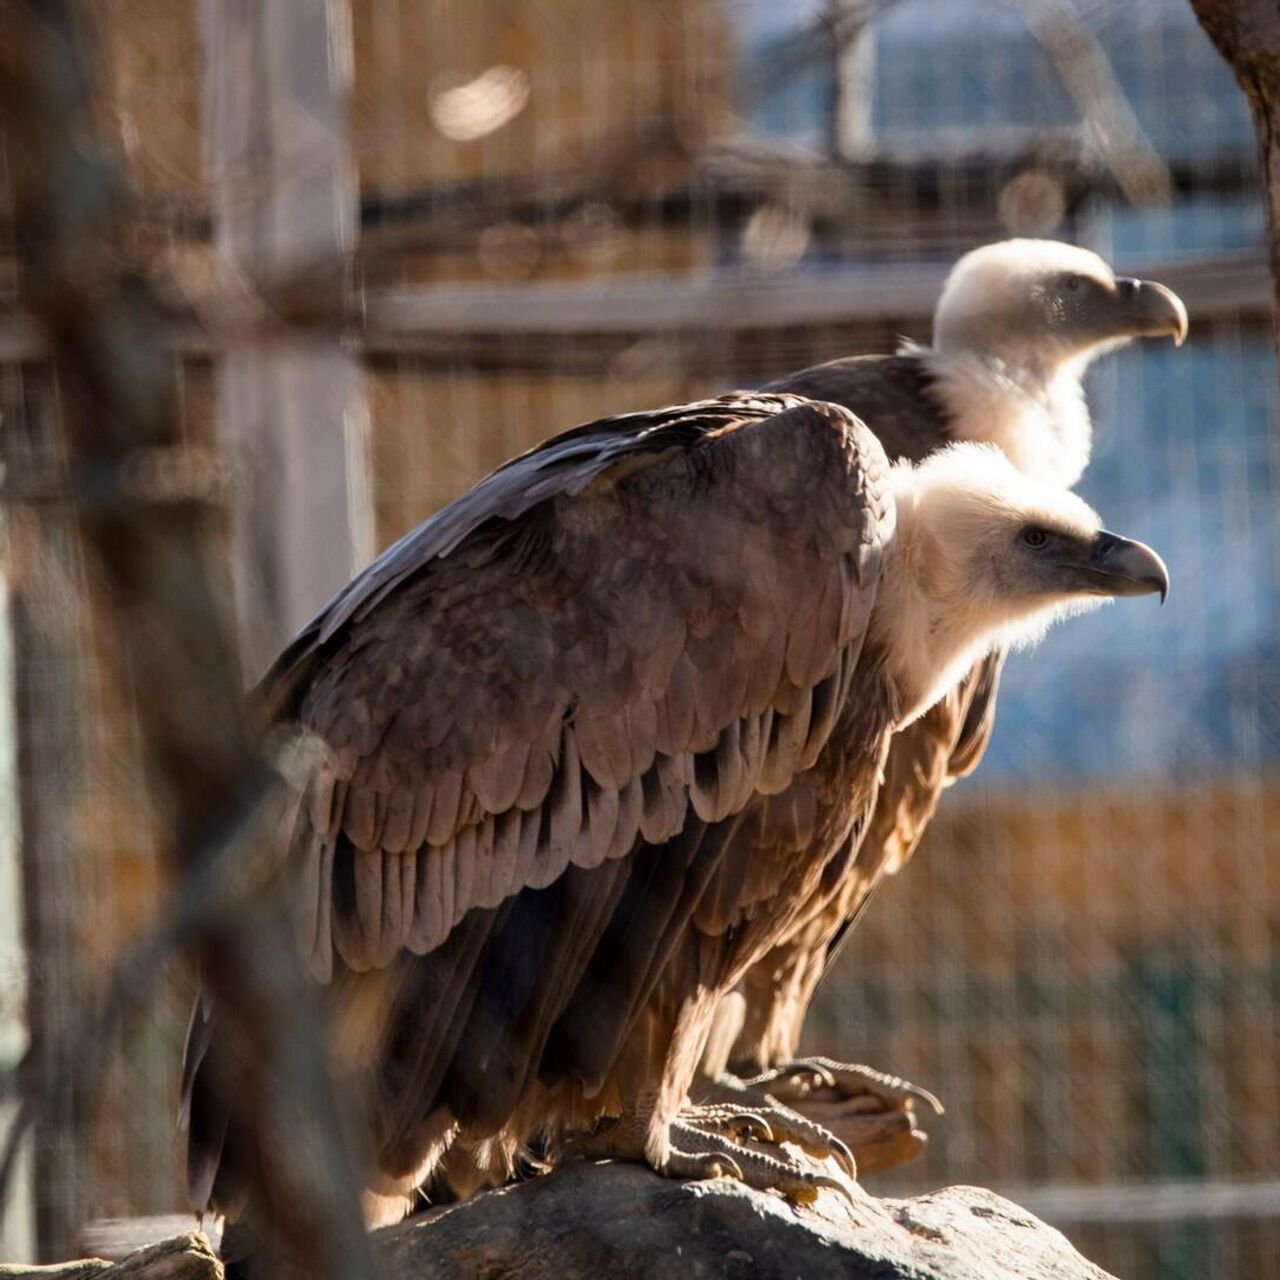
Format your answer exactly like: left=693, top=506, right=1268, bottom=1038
left=284, top=395, right=886, bottom=980
left=762, top=353, right=950, bottom=465
left=709, top=647, right=1005, bottom=1077
left=701, top=352, right=1002, bottom=1080
left=945, top=648, right=1004, bottom=779
left=861, top=646, right=1005, bottom=883
left=183, top=392, right=893, bottom=1210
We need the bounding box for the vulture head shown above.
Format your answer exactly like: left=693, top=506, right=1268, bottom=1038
left=918, top=238, right=1188, bottom=489
left=933, top=238, right=1188, bottom=368
left=882, top=442, right=1168, bottom=722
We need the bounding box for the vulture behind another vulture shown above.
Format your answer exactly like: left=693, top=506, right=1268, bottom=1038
left=700, top=240, right=1187, bottom=1097
left=180, top=392, right=1168, bottom=1225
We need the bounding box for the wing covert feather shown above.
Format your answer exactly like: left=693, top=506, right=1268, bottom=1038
left=762, top=353, right=950, bottom=466
left=266, top=395, right=892, bottom=979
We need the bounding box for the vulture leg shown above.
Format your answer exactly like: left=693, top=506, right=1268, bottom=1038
left=564, top=1096, right=855, bottom=1206
left=734, top=1057, right=944, bottom=1179
left=747, top=1056, right=943, bottom=1114
left=673, top=1099, right=857, bottom=1178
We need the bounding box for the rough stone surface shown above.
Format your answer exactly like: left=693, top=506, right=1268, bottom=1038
left=0, top=1232, right=222, bottom=1280
left=375, top=1160, right=1117, bottom=1280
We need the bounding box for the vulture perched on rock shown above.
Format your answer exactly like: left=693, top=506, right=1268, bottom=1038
left=699, top=239, right=1187, bottom=1113
left=182, top=386, right=1168, bottom=1225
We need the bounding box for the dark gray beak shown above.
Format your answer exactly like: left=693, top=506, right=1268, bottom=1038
left=1114, top=277, right=1189, bottom=346
left=1066, top=530, right=1169, bottom=603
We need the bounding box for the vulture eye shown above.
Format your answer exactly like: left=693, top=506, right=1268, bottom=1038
left=1062, top=273, right=1085, bottom=294
left=1021, top=526, right=1049, bottom=549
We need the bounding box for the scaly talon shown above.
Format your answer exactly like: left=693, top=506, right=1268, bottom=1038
left=733, top=1098, right=857, bottom=1180
left=670, top=1119, right=854, bottom=1206
left=725, top=1111, right=775, bottom=1144
left=747, top=1057, right=944, bottom=1115
left=699, top=1059, right=938, bottom=1179
left=749, top=1060, right=835, bottom=1095
left=681, top=1103, right=777, bottom=1144
left=772, top=1112, right=857, bottom=1181
left=564, top=1097, right=858, bottom=1203
left=689, top=1096, right=857, bottom=1181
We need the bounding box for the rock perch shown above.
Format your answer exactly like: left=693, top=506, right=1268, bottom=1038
left=374, top=1160, right=1117, bottom=1280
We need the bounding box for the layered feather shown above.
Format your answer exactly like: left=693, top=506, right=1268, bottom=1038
left=182, top=392, right=896, bottom=1213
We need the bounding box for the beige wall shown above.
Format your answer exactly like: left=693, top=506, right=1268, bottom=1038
left=367, top=362, right=704, bottom=545
left=84, top=0, right=731, bottom=211
left=351, top=0, right=730, bottom=194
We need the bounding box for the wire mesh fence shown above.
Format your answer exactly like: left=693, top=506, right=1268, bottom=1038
left=0, top=2, right=1275, bottom=1278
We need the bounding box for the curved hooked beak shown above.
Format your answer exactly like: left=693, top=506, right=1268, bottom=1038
left=1063, top=530, right=1170, bottom=604
left=1114, top=277, right=1189, bottom=346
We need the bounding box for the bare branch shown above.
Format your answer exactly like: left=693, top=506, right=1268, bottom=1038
left=0, top=5, right=377, bottom=1275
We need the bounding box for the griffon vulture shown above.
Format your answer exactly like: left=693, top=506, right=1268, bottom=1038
left=700, top=241, right=1187, bottom=1099
left=181, top=391, right=1167, bottom=1224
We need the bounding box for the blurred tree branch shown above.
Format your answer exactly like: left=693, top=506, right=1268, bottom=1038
left=0, top=3, right=375, bottom=1274
left=1016, top=0, right=1170, bottom=206
left=1189, top=0, right=1280, bottom=368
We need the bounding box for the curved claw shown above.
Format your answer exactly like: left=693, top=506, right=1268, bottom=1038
left=725, top=1110, right=775, bottom=1144
left=767, top=1057, right=945, bottom=1116
left=805, top=1170, right=857, bottom=1206
left=666, top=1145, right=745, bottom=1184
left=839, top=1068, right=943, bottom=1116
left=737, top=1147, right=855, bottom=1208
left=739, top=1100, right=859, bottom=1181
left=826, top=1133, right=858, bottom=1181
left=709, top=1154, right=745, bottom=1183
left=678, top=1103, right=777, bottom=1144
left=908, top=1083, right=944, bottom=1116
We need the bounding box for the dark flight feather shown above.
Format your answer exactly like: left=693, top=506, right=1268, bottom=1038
left=181, top=392, right=894, bottom=1212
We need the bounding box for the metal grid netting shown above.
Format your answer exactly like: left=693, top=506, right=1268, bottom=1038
left=1, top=2, right=1275, bottom=1277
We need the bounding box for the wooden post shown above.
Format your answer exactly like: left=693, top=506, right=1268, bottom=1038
left=201, top=0, right=373, bottom=680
